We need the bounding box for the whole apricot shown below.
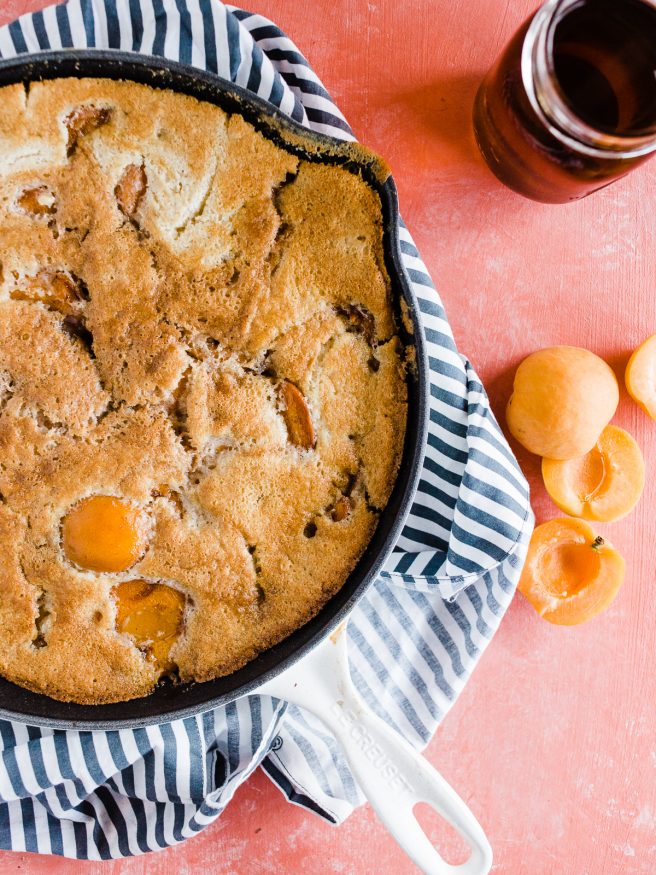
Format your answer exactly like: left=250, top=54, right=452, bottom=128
left=625, top=333, right=656, bottom=420
left=506, top=346, right=619, bottom=460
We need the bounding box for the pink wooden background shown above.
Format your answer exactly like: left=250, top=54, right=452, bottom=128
left=1, top=0, right=655, bottom=872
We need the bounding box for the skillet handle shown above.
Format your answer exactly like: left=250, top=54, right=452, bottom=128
left=257, top=628, right=492, bottom=875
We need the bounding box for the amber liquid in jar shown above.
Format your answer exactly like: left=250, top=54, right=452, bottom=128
left=473, top=0, right=656, bottom=203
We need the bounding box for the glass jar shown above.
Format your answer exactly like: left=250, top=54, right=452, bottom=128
left=473, top=0, right=656, bottom=203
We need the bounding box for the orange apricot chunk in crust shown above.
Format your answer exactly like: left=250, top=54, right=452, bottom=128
left=506, top=346, right=619, bottom=460
left=62, top=496, right=149, bottom=573
left=626, top=333, right=656, bottom=420
left=542, top=425, right=645, bottom=522
left=113, top=580, right=186, bottom=671
left=280, top=380, right=315, bottom=449
left=518, top=518, right=624, bottom=625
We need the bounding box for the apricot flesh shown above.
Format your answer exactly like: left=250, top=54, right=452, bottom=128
left=542, top=425, right=644, bottom=522
left=62, top=496, right=148, bottom=573
left=626, top=334, right=656, bottom=420
left=518, top=518, right=624, bottom=625
left=113, top=580, right=185, bottom=671
left=506, top=346, right=619, bottom=460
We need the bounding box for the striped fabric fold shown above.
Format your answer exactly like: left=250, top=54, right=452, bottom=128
left=0, top=0, right=533, bottom=859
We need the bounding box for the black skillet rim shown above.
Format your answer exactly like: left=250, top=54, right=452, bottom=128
left=0, top=50, right=429, bottom=729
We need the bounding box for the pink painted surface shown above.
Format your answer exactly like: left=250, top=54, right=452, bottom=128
left=0, top=0, right=655, bottom=872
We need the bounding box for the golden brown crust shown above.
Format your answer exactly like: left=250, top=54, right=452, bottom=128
left=0, top=77, right=408, bottom=704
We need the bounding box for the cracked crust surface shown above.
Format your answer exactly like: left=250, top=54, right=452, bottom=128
left=0, top=78, right=408, bottom=704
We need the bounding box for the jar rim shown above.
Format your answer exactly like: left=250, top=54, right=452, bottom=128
left=522, top=0, right=656, bottom=157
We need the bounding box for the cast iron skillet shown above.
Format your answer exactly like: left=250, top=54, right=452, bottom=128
left=0, top=50, right=429, bottom=730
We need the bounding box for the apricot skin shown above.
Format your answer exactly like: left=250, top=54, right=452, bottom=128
left=542, top=425, right=645, bottom=522
left=506, top=346, right=619, bottom=460
left=626, top=334, right=656, bottom=420
left=518, top=518, right=624, bottom=626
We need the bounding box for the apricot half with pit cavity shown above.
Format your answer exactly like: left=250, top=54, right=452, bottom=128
left=62, top=495, right=148, bottom=573
left=113, top=580, right=185, bottom=671
left=518, top=518, right=624, bottom=625
left=542, top=425, right=645, bottom=522
left=626, top=334, right=656, bottom=420
left=506, top=346, right=619, bottom=460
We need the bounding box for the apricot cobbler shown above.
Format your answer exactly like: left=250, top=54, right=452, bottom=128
left=0, top=78, right=408, bottom=703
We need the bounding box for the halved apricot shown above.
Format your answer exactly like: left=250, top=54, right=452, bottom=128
left=518, top=518, right=624, bottom=625
left=62, top=496, right=149, bottom=573
left=113, top=580, right=185, bottom=671
left=542, top=425, right=645, bottom=522
left=506, top=346, right=619, bottom=459
left=626, top=334, right=656, bottom=420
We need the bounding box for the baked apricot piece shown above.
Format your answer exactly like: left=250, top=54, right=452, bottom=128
left=113, top=580, right=185, bottom=671
left=626, top=334, right=656, bottom=420
left=11, top=269, right=86, bottom=316
left=280, top=381, right=315, bottom=449
left=62, top=496, right=149, bottom=573
left=16, top=185, right=57, bottom=217
left=331, top=495, right=352, bottom=522
left=542, top=425, right=645, bottom=522
left=65, top=105, right=112, bottom=154
left=506, top=346, right=618, bottom=459
left=115, top=163, right=147, bottom=220
left=338, top=304, right=377, bottom=346
left=518, top=518, right=624, bottom=625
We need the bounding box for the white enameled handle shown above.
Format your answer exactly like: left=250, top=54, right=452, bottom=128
left=256, top=626, right=492, bottom=875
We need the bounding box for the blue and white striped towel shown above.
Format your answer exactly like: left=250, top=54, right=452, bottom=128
left=0, top=0, right=534, bottom=859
